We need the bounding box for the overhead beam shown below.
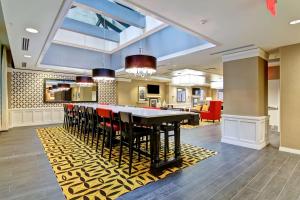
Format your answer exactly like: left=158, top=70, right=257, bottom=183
left=61, top=18, right=120, bottom=43
left=74, top=0, right=146, bottom=29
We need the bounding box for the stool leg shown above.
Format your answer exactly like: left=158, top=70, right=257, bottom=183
left=91, top=124, right=96, bottom=147
left=129, top=136, right=133, bottom=175
left=101, top=129, right=106, bottom=157
left=164, top=130, right=168, bottom=161
left=118, top=134, right=123, bottom=168
left=96, top=127, right=101, bottom=152
left=86, top=124, right=90, bottom=145
left=108, top=129, right=113, bottom=162
left=137, top=137, right=141, bottom=162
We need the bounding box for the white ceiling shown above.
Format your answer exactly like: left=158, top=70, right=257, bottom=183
left=122, top=0, right=300, bottom=74
left=0, top=0, right=72, bottom=69
left=1, top=0, right=300, bottom=76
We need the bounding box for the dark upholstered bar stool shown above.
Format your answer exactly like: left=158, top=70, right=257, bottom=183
left=118, top=111, right=151, bottom=175
left=142, top=107, right=173, bottom=160
left=63, top=104, right=68, bottom=129
left=78, top=106, right=87, bottom=139
left=84, top=107, right=96, bottom=146
left=70, top=105, right=80, bottom=135
left=160, top=123, right=175, bottom=160
left=96, top=108, right=120, bottom=161
left=66, top=104, right=74, bottom=131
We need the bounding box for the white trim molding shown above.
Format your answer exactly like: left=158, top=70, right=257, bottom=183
left=279, top=146, right=300, bottom=155
left=221, top=114, right=269, bottom=150
left=8, top=108, right=64, bottom=128
left=222, top=48, right=268, bottom=62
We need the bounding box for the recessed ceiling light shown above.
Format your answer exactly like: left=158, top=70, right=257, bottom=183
left=289, top=19, right=300, bottom=25
left=25, top=27, right=39, bottom=33
left=24, top=55, right=31, bottom=58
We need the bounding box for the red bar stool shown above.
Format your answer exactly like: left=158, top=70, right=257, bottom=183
left=96, top=108, right=120, bottom=161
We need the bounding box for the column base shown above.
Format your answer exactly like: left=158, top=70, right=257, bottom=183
left=221, top=114, right=269, bottom=150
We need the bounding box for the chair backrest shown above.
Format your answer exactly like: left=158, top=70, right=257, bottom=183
left=119, top=112, right=133, bottom=134
left=99, top=102, right=109, bottom=105
left=209, top=101, right=222, bottom=117
left=73, top=105, right=79, bottom=116
left=67, top=104, right=74, bottom=111
left=63, top=104, right=68, bottom=114
left=96, top=108, right=112, bottom=119
left=86, top=107, right=95, bottom=122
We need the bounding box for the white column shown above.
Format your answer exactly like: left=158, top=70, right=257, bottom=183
left=0, top=46, right=9, bottom=131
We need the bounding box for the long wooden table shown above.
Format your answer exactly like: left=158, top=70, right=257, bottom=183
left=80, top=104, right=198, bottom=174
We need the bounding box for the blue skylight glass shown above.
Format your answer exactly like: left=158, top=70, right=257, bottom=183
left=67, top=7, right=130, bottom=33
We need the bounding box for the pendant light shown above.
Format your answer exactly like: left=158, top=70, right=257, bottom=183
left=125, top=47, right=157, bottom=77
left=52, top=85, right=58, bottom=93
left=92, top=17, right=115, bottom=82
left=76, top=76, right=94, bottom=87
left=92, top=68, right=115, bottom=81
left=58, top=83, right=70, bottom=91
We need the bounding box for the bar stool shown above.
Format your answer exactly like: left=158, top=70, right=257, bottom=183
left=78, top=106, right=87, bottom=139
left=160, top=123, right=175, bottom=160
left=84, top=107, right=96, bottom=146
left=63, top=104, right=68, bottom=129
left=143, top=106, right=174, bottom=160
left=66, top=104, right=74, bottom=132
left=118, top=111, right=151, bottom=175
left=70, top=105, right=80, bottom=135
left=96, top=108, right=120, bottom=161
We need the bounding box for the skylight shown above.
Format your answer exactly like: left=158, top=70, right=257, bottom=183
left=67, top=6, right=130, bottom=33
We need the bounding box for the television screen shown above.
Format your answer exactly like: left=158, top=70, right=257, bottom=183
left=147, top=85, right=160, bottom=94
left=192, top=88, right=201, bottom=96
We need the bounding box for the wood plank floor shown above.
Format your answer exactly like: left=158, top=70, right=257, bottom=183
left=0, top=124, right=299, bottom=200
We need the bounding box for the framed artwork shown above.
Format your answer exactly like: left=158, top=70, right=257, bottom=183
left=138, top=86, right=146, bottom=101
left=177, top=88, right=186, bottom=102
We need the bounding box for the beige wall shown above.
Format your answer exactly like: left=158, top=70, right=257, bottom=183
left=223, top=57, right=268, bottom=116
left=117, top=80, right=167, bottom=107
left=167, top=85, right=216, bottom=108
left=280, top=43, right=300, bottom=150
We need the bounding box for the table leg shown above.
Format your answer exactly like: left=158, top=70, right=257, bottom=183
left=150, top=125, right=161, bottom=174
left=174, top=122, right=182, bottom=166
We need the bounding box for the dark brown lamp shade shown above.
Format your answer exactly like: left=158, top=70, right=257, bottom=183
left=76, top=76, right=93, bottom=83
left=58, top=83, right=70, bottom=91
left=125, top=55, right=157, bottom=72
left=92, top=68, right=115, bottom=81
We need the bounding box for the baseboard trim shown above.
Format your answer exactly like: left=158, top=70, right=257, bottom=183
left=279, top=146, right=300, bottom=155
left=221, top=138, right=267, bottom=150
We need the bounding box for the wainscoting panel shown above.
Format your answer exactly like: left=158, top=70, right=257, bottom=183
left=221, top=114, right=269, bottom=150
left=9, top=108, right=64, bottom=128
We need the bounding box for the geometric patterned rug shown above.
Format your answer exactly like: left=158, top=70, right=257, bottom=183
left=36, top=127, right=217, bottom=200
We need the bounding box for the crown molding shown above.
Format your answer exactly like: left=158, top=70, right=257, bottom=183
left=222, top=48, right=268, bottom=62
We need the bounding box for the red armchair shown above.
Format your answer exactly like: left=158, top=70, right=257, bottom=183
left=200, top=101, right=222, bottom=122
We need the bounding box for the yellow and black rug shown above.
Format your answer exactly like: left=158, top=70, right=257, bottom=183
left=37, top=127, right=216, bottom=200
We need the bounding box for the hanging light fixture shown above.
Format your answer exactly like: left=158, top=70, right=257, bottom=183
left=52, top=85, right=59, bottom=93
left=92, top=68, right=115, bottom=81
left=76, top=76, right=94, bottom=87
left=125, top=54, right=157, bottom=77
left=172, top=75, right=205, bottom=86
left=92, top=19, right=116, bottom=82
left=57, top=83, right=70, bottom=91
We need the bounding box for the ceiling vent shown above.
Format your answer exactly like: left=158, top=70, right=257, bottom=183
left=210, top=44, right=255, bottom=56
left=22, top=37, right=29, bottom=51
left=21, top=62, right=27, bottom=68
left=204, top=67, right=217, bottom=71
